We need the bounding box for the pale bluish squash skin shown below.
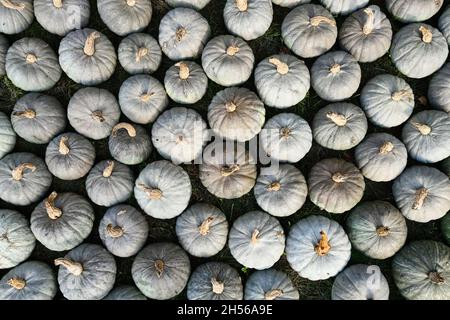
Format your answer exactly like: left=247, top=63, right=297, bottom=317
left=0, top=34, right=8, bottom=76
left=386, top=0, right=443, bottom=23
left=165, top=0, right=211, bottom=10
left=108, top=123, right=152, bottom=165
left=320, top=0, right=369, bottom=15
left=103, top=285, right=146, bottom=300
left=273, top=0, right=310, bottom=8
left=0, top=112, right=15, bottom=160
left=244, top=269, right=299, bottom=300
left=118, top=33, right=161, bottom=75
left=439, top=6, right=450, bottom=45
left=0, top=0, right=34, bottom=34
left=428, top=63, right=450, bottom=113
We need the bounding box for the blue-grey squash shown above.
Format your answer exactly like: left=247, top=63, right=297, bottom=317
left=428, top=63, right=450, bottom=113
left=0, top=34, right=8, bottom=76
left=103, top=285, right=146, bottom=300
left=272, top=0, right=309, bottom=8
left=118, top=33, right=161, bottom=75
left=0, top=112, right=16, bottom=160
left=165, top=0, right=211, bottom=10
left=439, top=5, right=450, bottom=46
left=320, top=0, right=369, bottom=15
left=244, top=269, right=299, bottom=300
left=0, top=0, right=34, bottom=34
left=386, top=0, right=443, bottom=23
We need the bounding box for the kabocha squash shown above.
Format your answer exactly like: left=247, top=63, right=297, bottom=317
left=428, top=63, right=450, bottom=113
left=132, top=242, right=190, bottom=300
left=439, top=6, right=450, bottom=46
left=0, top=152, right=52, bottom=206
left=386, top=0, right=443, bottom=23
left=11, top=93, right=66, bottom=144
left=229, top=211, right=285, bottom=270
left=34, top=0, right=90, bottom=36
left=355, top=133, right=408, bottom=182
left=0, top=0, right=33, bottom=34
left=360, top=74, right=414, bottom=128
left=0, top=210, right=35, bottom=269
left=320, top=0, right=369, bottom=15
left=312, top=103, right=368, bottom=151
left=0, top=34, right=7, bottom=76
left=260, top=113, right=312, bottom=163
left=6, top=38, right=61, bottom=92
left=55, top=243, right=117, bottom=300
left=118, top=33, right=162, bottom=75
left=254, top=164, right=307, bottom=217
left=393, top=166, right=450, bottom=223
left=273, top=0, right=310, bottom=8
left=208, top=87, right=265, bottom=142
left=30, top=192, right=94, bottom=251
left=223, top=0, right=273, bottom=41
left=159, top=8, right=210, bottom=61
left=108, top=122, right=152, bottom=165
left=347, top=201, right=407, bottom=259
left=134, top=160, right=191, bottom=219
left=393, top=240, right=450, bottom=300
left=187, top=262, right=243, bottom=300
left=402, top=110, right=450, bottom=163
left=244, top=269, right=299, bottom=300
left=286, top=215, right=351, bottom=281
left=99, top=204, right=149, bottom=258
left=0, top=112, right=16, bottom=160
left=254, top=54, right=310, bottom=108
left=202, top=35, right=254, bottom=87
left=311, top=51, right=361, bottom=102
left=85, top=160, right=134, bottom=207
left=59, top=28, right=117, bottom=85
left=97, top=0, right=152, bottom=36
left=118, top=75, right=169, bottom=125
left=104, top=286, right=146, bottom=300
left=281, top=4, right=337, bottom=59
left=164, top=61, right=208, bottom=104
left=0, top=261, right=56, bottom=300
left=176, top=203, right=228, bottom=258
left=339, top=5, right=393, bottom=63
left=45, top=132, right=95, bottom=180
left=442, top=213, right=450, bottom=245
left=391, top=23, right=448, bottom=79
left=332, top=264, right=390, bottom=300
left=199, top=141, right=257, bottom=199
left=308, top=158, right=365, bottom=214
left=165, top=0, right=211, bottom=10
left=152, top=107, right=208, bottom=164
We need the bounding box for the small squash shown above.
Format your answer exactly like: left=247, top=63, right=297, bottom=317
left=165, top=0, right=211, bottom=10
left=281, top=4, right=337, bottom=58
left=286, top=215, right=351, bottom=281
left=208, top=87, right=265, bottom=142
left=199, top=141, right=257, bottom=199
left=187, top=262, right=243, bottom=300
left=0, top=112, right=16, bottom=160
left=312, top=103, right=367, bottom=151
left=319, top=0, right=369, bottom=15
left=272, top=0, right=310, bottom=8
left=30, top=191, right=95, bottom=251
left=34, top=0, right=90, bottom=36
left=108, top=122, right=152, bottom=165
left=85, top=160, right=134, bottom=207
left=392, top=166, right=450, bottom=223
left=55, top=243, right=117, bottom=300
left=99, top=204, right=149, bottom=258
left=347, top=201, right=407, bottom=259
left=254, top=164, right=307, bottom=217
left=6, top=38, right=61, bottom=92
left=0, top=152, right=52, bottom=206
left=442, top=213, right=450, bottom=245
left=104, top=286, right=146, bottom=300
left=59, top=28, right=117, bottom=85
left=428, top=63, right=450, bottom=113
left=392, top=240, right=450, bottom=300
left=244, top=269, right=299, bottom=300
left=164, top=61, right=208, bottom=104
left=134, top=160, right=192, bottom=219
left=308, top=158, right=365, bottom=214
left=229, top=211, right=285, bottom=270
left=439, top=6, right=450, bottom=46
left=311, top=51, right=361, bottom=102
left=45, top=132, right=95, bottom=180
left=0, top=0, right=34, bottom=34
left=0, top=261, right=56, bottom=300
left=223, top=0, right=273, bottom=41
left=254, top=54, right=310, bottom=108
left=0, top=34, right=8, bottom=76
left=260, top=113, right=312, bottom=163
left=132, top=242, right=190, bottom=300
left=118, top=33, right=161, bottom=75
left=152, top=107, right=208, bottom=164
left=97, top=0, right=152, bottom=36
left=202, top=35, right=254, bottom=87
left=402, top=110, right=450, bottom=163
left=390, top=23, right=448, bottom=79
left=68, top=87, right=121, bottom=140
left=0, top=210, right=35, bottom=269
left=355, top=133, right=408, bottom=182
left=159, top=7, right=210, bottom=61
left=332, top=264, right=390, bottom=300
left=176, top=203, right=228, bottom=258
left=386, top=0, right=443, bottom=23
left=339, top=5, right=393, bottom=63
left=118, top=74, right=169, bottom=125
left=11, top=93, right=66, bottom=144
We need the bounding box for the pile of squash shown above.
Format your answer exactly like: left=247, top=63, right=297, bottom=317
left=0, top=0, right=450, bottom=300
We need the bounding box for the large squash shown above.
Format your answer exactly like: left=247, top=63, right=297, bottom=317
left=0, top=0, right=34, bottom=34
left=386, top=0, right=443, bottom=22
left=428, top=63, right=450, bottom=113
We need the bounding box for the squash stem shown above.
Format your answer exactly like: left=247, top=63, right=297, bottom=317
left=102, top=161, right=115, bottom=178
left=45, top=191, right=63, bottom=220
left=198, top=216, right=215, bottom=235
left=112, top=123, right=137, bottom=137
left=11, top=163, right=36, bottom=181
left=211, top=277, right=224, bottom=294
left=412, top=188, right=428, bottom=210
left=175, top=62, right=190, bottom=80
left=264, top=289, right=283, bottom=300
left=310, top=16, right=336, bottom=27
left=54, top=258, right=83, bottom=276
left=315, top=231, right=331, bottom=256
left=7, top=277, right=26, bottom=290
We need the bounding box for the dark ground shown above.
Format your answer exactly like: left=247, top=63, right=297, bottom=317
left=0, top=0, right=449, bottom=300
